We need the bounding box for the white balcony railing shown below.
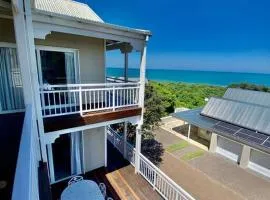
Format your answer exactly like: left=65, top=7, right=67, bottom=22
left=107, top=127, right=195, bottom=200
left=39, top=82, right=140, bottom=118
left=12, top=105, right=40, bottom=200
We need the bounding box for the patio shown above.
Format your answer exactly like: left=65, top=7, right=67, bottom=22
left=51, top=142, right=162, bottom=200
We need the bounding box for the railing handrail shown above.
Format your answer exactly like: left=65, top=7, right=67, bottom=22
left=39, top=82, right=140, bottom=89
left=12, top=105, right=40, bottom=200
left=106, top=76, right=138, bottom=83
left=139, top=153, right=195, bottom=200
left=107, top=126, right=196, bottom=200
left=39, top=82, right=141, bottom=118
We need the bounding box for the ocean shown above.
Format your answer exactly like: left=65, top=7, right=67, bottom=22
left=107, top=68, right=270, bottom=86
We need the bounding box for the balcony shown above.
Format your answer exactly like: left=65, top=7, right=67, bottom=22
left=39, top=82, right=142, bottom=133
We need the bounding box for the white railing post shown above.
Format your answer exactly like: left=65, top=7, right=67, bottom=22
left=135, top=126, right=142, bottom=173
left=153, top=171, right=157, bottom=191
left=112, top=86, right=115, bottom=111
left=124, top=121, right=128, bottom=159
left=79, top=86, right=83, bottom=116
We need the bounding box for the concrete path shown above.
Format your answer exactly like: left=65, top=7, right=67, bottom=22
left=155, top=128, right=270, bottom=200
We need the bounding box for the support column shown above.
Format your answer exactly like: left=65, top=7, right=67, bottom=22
left=187, top=124, right=191, bottom=140
left=104, top=127, right=107, bottom=167
left=139, top=37, right=148, bottom=125
left=123, top=121, right=128, bottom=159
left=135, top=126, right=142, bottom=173
left=47, top=144, right=55, bottom=183
left=12, top=0, right=47, bottom=161
left=239, top=145, right=251, bottom=168
left=120, top=43, right=132, bottom=83
left=209, top=133, right=218, bottom=153
left=124, top=52, right=128, bottom=82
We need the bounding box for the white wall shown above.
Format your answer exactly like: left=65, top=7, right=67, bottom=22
left=35, top=32, right=105, bottom=83
left=83, top=127, right=105, bottom=172
left=0, top=18, right=105, bottom=84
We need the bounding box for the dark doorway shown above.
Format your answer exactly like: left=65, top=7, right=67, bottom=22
left=52, top=134, right=71, bottom=181
left=40, top=51, right=67, bottom=85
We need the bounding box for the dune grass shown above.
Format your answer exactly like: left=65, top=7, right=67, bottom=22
left=166, top=140, right=189, bottom=153
left=181, top=150, right=205, bottom=161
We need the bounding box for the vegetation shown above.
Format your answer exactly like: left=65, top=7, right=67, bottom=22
left=149, top=81, right=270, bottom=116
left=181, top=150, right=205, bottom=161
left=228, top=82, right=270, bottom=92
left=149, top=81, right=226, bottom=115
left=166, top=141, right=189, bottom=153
left=141, top=139, right=164, bottom=166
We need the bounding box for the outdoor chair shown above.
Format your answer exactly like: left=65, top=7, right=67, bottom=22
left=99, top=182, right=106, bottom=197
left=68, top=176, right=84, bottom=185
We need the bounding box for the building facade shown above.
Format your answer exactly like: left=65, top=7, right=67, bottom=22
left=174, top=88, right=270, bottom=178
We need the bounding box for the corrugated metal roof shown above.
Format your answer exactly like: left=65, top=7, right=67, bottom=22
left=172, top=109, right=270, bottom=154
left=34, top=0, right=104, bottom=22
left=201, top=97, right=270, bottom=135
left=224, top=88, right=270, bottom=107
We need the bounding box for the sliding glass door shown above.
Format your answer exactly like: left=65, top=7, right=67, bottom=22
left=49, top=132, right=84, bottom=183
left=0, top=47, right=24, bottom=113
left=36, top=47, right=79, bottom=113
left=36, top=47, right=79, bottom=85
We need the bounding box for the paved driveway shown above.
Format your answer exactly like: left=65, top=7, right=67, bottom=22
left=154, top=127, right=270, bottom=200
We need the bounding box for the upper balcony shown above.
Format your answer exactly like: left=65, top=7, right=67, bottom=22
left=40, top=82, right=142, bottom=133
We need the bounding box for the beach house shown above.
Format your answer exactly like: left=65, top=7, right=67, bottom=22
left=173, top=88, right=270, bottom=178
left=0, top=0, right=195, bottom=199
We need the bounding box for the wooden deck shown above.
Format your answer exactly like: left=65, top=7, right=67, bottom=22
left=44, top=107, right=142, bottom=133
left=51, top=142, right=162, bottom=200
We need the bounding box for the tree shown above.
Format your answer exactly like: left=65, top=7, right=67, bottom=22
left=111, top=82, right=165, bottom=165
left=142, top=83, right=166, bottom=139
left=141, top=139, right=164, bottom=166
left=228, top=82, right=270, bottom=92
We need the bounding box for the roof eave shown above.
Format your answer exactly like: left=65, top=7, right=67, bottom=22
left=32, top=8, right=152, bottom=38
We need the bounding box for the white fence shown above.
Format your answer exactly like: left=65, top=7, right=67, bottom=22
left=39, top=82, right=140, bottom=118
left=107, top=127, right=195, bottom=200
left=12, top=105, right=40, bottom=200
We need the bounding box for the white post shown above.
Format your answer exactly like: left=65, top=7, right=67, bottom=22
left=112, top=86, right=115, bottom=111
left=135, top=126, right=142, bottom=173
left=79, top=86, right=83, bottom=116
left=188, top=124, right=191, bottom=140
left=104, top=126, right=107, bottom=167
left=139, top=37, right=148, bottom=125
left=209, top=133, right=218, bottom=153
left=47, top=144, right=55, bottom=183
left=239, top=145, right=251, bottom=168
left=123, top=121, right=128, bottom=159
left=12, top=0, right=47, bottom=162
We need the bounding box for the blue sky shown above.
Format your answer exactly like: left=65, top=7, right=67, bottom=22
left=81, top=0, right=270, bottom=73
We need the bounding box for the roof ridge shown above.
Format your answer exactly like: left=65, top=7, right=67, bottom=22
left=209, top=96, right=270, bottom=109
left=226, top=87, right=270, bottom=95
